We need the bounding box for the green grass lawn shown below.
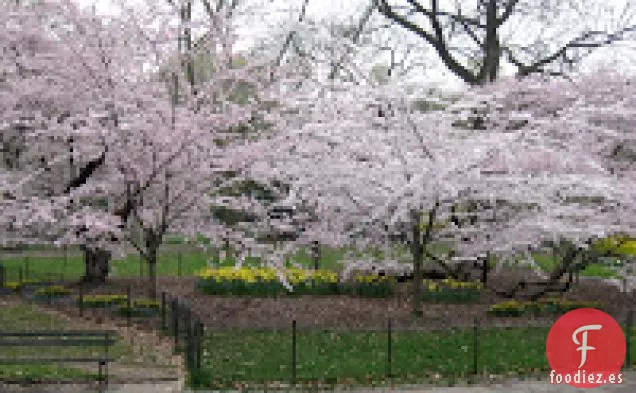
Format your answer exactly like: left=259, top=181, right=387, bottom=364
left=0, top=244, right=622, bottom=284
left=191, top=325, right=636, bottom=389
left=0, top=302, right=134, bottom=381
left=531, top=253, right=619, bottom=278
left=0, top=241, right=430, bottom=282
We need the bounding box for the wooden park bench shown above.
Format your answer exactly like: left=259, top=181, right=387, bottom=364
left=0, top=330, right=117, bottom=385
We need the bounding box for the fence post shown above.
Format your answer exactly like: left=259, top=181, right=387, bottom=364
left=292, top=319, right=297, bottom=386
left=185, top=318, right=192, bottom=370
left=312, top=241, right=320, bottom=270
left=196, top=321, right=203, bottom=371
left=18, top=267, right=23, bottom=284
left=104, top=331, right=110, bottom=386
left=79, top=283, right=84, bottom=317
left=473, top=317, right=480, bottom=375
left=0, top=264, right=4, bottom=288
left=626, top=310, right=633, bottom=370
left=171, top=298, right=179, bottom=348
left=161, top=291, right=167, bottom=331
left=387, top=317, right=392, bottom=381
left=139, top=254, right=143, bottom=278
left=25, top=257, right=29, bottom=280
left=178, top=252, right=182, bottom=277
left=126, top=285, right=132, bottom=327
left=184, top=305, right=192, bottom=368
left=481, top=257, right=488, bottom=288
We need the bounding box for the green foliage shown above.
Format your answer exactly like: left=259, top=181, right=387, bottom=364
left=216, top=179, right=277, bottom=202
left=133, top=298, right=161, bottom=309
left=80, top=294, right=128, bottom=308
left=4, top=281, right=24, bottom=291
left=592, top=235, right=636, bottom=256
left=343, top=275, right=394, bottom=297
left=115, top=298, right=161, bottom=317
left=210, top=205, right=258, bottom=225
left=196, top=267, right=341, bottom=297
left=35, top=285, right=72, bottom=297
left=422, top=279, right=483, bottom=303
left=488, top=298, right=602, bottom=317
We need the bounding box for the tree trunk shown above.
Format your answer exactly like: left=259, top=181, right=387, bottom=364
left=409, top=209, right=424, bottom=317
left=147, top=246, right=158, bottom=299
left=81, top=245, right=111, bottom=284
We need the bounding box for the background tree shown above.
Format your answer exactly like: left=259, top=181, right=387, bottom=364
left=377, top=0, right=636, bottom=85
left=247, top=70, right=635, bottom=314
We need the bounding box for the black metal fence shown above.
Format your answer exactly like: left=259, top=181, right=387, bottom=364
left=0, top=249, right=202, bottom=283
left=72, top=287, right=205, bottom=376
left=158, top=293, right=205, bottom=374
left=192, top=310, right=634, bottom=389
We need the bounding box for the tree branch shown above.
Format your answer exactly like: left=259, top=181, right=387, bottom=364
left=377, top=0, right=480, bottom=84
left=275, top=0, right=310, bottom=68
left=496, top=0, right=519, bottom=27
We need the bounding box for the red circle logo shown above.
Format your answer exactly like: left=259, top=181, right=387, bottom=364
left=546, top=308, right=625, bottom=388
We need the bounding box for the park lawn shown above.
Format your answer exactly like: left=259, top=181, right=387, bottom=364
left=0, top=302, right=134, bottom=381
left=0, top=241, right=442, bottom=282
left=192, top=325, right=636, bottom=389
left=531, top=253, right=619, bottom=278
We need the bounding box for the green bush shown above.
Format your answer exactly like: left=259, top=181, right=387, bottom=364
left=80, top=294, right=128, bottom=308
left=4, top=281, right=24, bottom=292
left=340, top=275, right=394, bottom=298
left=197, top=267, right=342, bottom=296
left=422, top=279, right=483, bottom=303
left=488, top=298, right=603, bottom=317
left=133, top=299, right=161, bottom=309
left=35, top=285, right=72, bottom=298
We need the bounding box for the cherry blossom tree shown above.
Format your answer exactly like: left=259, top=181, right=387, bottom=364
left=0, top=0, right=294, bottom=297
left=247, top=70, right=636, bottom=314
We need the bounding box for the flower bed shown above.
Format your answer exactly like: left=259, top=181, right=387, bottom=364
left=421, top=278, right=483, bottom=303
left=197, top=267, right=395, bottom=297
left=3, top=279, right=46, bottom=292
left=488, top=298, right=602, bottom=317
left=197, top=267, right=339, bottom=296
left=345, top=274, right=394, bottom=297
left=79, top=294, right=128, bottom=308
left=34, top=285, right=72, bottom=300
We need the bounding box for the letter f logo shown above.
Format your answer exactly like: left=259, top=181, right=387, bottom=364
left=572, top=324, right=602, bottom=368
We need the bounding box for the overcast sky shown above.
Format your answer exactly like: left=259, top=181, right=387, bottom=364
left=76, top=0, right=636, bottom=92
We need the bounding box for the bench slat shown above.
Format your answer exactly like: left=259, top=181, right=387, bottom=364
left=0, top=338, right=116, bottom=346
left=0, top=357, right=115, bottom=364
left=0, top=331, right=116, bottom=337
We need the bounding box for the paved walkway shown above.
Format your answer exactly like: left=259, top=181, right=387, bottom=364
left=3, top=372, right=636, bottom=392
left=0, top=380, right=182, bottom=393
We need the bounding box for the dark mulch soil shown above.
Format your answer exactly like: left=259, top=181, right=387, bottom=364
left=51, top=266, right=636, bottom=331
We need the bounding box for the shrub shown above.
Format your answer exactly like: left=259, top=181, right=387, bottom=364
left=488, top=300, right=527, bottom=317
left=4, top=281, right=23, bottom=291
left=133, top=299, right=161, bottom=309
left=35, top=285, right=72, bottom=298
left=197, top=267, right=340, bottom=296
left=488, top=298, right=603, bottom=317
left=422, top=278, right=483, bottom=303
left=80, top=294, right=128, bottom=308
left=342, top=274, right=394, bottom=297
